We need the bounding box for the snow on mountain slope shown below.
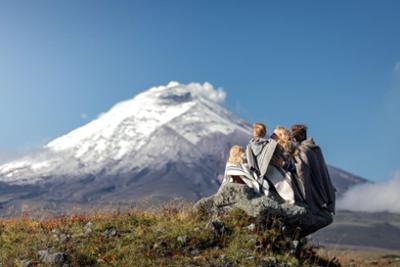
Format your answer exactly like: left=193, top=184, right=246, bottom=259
left=0, top=81, right=370, bottom=217
left=0, top=82, right=250, bottom=185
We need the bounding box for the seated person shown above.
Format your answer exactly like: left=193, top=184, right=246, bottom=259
left=246, top=123, right=278, bottom=178
left=291, top=124, right=336, bottom=214
left=272, top=126, right=306, bottom=201
left=222, top=145, right=270, bottom=196
left=246, top=123, right=302, bottom=204
left=271, top=126, right=297, bottom=173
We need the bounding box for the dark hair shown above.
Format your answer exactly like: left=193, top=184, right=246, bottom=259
left=291, top=124, right=307, bottom=142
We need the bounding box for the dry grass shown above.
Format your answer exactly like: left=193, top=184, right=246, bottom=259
left=1, top=205, right=339, bottom=266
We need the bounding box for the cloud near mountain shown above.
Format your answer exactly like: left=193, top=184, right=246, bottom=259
left=182, top=81, right=226, bottom=103
left=337, top=171, right=400, bottom=213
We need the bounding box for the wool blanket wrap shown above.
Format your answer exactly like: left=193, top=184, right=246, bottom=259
left=222, top=163, right=270, bottom=196
left=266, top=165, right=305, bottom=204
left=294, top=139, right=336, bottom=214
left=246, top=137, right=278, bottom=178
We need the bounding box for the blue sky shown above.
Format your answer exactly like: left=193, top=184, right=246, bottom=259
left=0, top=1, right=399, bottom=181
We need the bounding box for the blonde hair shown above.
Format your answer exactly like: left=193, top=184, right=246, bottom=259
left=252, top=123, right=266, bottom=138
left=227, top=145, right=245, bottom=165
left=274, top=126, right=290, bottom=152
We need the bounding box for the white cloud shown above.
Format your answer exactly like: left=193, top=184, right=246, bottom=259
left=337, top=171, right=400, bottom=213
left=80, top=113, right=88, bottom=119
left=167, top=81, right=226, bottom=103
left=195, top=82, right=226, bottom=103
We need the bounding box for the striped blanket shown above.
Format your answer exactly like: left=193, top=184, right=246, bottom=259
left=222, top=163, right=270, bottom=196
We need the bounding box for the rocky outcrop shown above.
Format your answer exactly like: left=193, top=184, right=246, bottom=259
left=38, top=250, right=69, bottom=266
left=194, top=183, right=332, bottom=237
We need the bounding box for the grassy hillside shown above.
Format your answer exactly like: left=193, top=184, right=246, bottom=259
left=0, top=204, right=338, bottom=267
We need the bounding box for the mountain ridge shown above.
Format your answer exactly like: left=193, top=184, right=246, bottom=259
left=0, top=82, right=368, bottom=216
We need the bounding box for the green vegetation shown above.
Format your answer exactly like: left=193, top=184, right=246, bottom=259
left=0, top=205, right=339, bottom=266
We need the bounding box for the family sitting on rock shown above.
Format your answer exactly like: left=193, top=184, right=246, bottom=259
left=224, top=123, right=336, bottom=216
left=195, top=123, right=336, bottom=236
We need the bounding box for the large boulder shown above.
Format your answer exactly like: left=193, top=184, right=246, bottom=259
left=194, top=183, right=332, bottom=237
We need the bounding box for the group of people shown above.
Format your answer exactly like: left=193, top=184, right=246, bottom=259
left=222, top=123, right=336, bottom=215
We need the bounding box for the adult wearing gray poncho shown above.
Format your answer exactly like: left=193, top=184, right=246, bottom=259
left=292, top=124, right=336, bottom=214
left=246, top=123, right=303, bottom=204
left=245, top=123, right=278, bottom=178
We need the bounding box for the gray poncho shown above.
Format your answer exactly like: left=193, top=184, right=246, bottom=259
left=246, top=137, right=278, bottom=178
left=294, top=139, right=336, bottom=214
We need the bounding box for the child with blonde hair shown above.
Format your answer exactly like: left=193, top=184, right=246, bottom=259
left=273, top=126, right=290, bottom=152
left=273, top=126, right=299, bottom=163
left=222, top=145, right=270, bottom=196
left=227, top=145, right=246, bottom=165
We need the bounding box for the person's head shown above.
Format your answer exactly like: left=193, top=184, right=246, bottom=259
left=291, top=124, right=308, bottom=142
left=227, top=145, right=245, bottom=165
left=274, top=127, right=290, bottom=141
left=252, top=123, right=266, bottom=138
left=274, top=126, right=290, bottom=151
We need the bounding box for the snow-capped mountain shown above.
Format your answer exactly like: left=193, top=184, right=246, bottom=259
left=0, top=82, right=249, bottom=185
left=0, top=82, right=367, bottom=216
